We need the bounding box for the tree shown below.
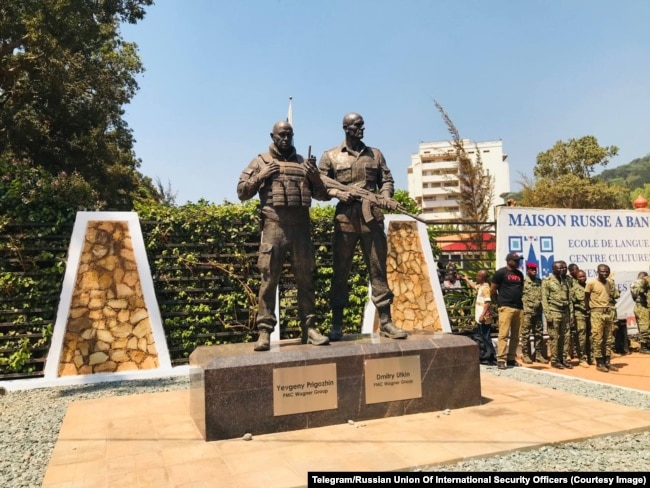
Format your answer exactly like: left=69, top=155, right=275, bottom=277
left=433, top=100, right=495, bottom=225
left=0, top=156, right=101, bottom=223
left=392, top=189, right=421, bottom=216
left=155, top=177, right=179, bottom=207
left=600, top=154, right=650, bottom=190
left=0, top=0, right=158, bottom=210
left=432, top=100, right=495, bottom=269
left=520, top=174, right=629, bottom=209
left=534, top=135, right=619, bottom=179
left=520, top=136, right=628, bottom=209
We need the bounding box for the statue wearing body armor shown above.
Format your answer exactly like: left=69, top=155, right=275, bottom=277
left=258, top=154, right=313, bottom=208
left=237, top=121, right=330, bottom=351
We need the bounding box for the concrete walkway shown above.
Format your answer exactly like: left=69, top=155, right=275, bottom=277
left=41, top=351, right=650, bottom=488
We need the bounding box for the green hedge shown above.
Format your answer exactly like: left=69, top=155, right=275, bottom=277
left=0, top=199, right=483, bottom=379
left=0, top=201, right=384, bottom=377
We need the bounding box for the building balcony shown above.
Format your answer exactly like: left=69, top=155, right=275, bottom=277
left=420, top=161, right=457, bottom=170
left=420, top=154, right=456, bottom=163
left=421, top=211, right=462, bottom=221
left=422, top=200, right=461, bottom=210
left=421, top=187, right=459, bottom=196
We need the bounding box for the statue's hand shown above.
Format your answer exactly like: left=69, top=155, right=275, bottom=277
left=304, top=159, right=322, bottom=183
left=258, top=161, right=279, bottom=180
left=335, top=189, right=355, bottom=203
left=377, top=195, right=398, bottom=210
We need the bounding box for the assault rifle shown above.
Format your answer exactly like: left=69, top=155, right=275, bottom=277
left=308, top=146, right=428, bottom=225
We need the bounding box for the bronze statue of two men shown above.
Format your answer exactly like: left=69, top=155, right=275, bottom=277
left=237, top=113, right=408, bottom=352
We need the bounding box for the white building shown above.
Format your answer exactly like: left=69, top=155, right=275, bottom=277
left=407, top=139, right=511, bottom=222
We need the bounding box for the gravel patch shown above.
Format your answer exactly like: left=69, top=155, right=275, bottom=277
left=1, top=366, right=649, bottom=487
left=420, top=365, right=650, bottom=472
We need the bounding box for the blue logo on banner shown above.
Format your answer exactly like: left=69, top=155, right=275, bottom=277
left=509, top=235, right=554, bottom=278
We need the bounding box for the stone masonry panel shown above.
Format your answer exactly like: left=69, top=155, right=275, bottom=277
left=58, top=221, right=159, bottom=376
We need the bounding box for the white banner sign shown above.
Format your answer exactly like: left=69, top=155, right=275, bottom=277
left=496, top=207, right=650, bottom=319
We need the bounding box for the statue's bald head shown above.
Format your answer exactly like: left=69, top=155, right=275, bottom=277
left=270, top=120, right=294, bottom=154
left=342, top=112, right=363, bottom=128
left=342, top=112, right=365, bottom=141
left=272, top=120, right=293, bottom=135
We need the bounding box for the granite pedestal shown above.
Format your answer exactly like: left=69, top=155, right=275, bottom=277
left=190, top=332, right=481, bottom=441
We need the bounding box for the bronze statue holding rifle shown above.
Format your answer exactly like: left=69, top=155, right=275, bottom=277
left=307, top=146, right=426, bottom=225
left=318, top=112, right=409, bottom=341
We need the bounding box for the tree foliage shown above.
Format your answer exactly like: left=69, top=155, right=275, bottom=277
left=520, top=136, right=629, bottom=209
left=0, top=156, right=102, bottom=223
left=534, top=135, right=619, bottom=179
left=600, top=154, right=650, bottom=194
left=520, top=173, right=629, bottom=209
left=392, top=189, right=421, bottom=216
left=0, top=0, right=158, bottom=210
left=433, top=100, right=495, bottom=224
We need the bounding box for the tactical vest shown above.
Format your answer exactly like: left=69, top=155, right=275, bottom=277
left=259, top=153, right=312, bottom=207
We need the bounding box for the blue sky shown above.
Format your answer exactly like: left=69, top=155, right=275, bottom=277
left=121, top=0, right=650, bottom=204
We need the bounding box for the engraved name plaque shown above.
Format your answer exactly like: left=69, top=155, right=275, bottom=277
left=273, top=363, right=338, bottom=416
left=364, top=355, right=422, bottom=404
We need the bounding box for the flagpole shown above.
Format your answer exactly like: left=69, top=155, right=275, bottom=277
left=287, top=96, right=293, bottom=126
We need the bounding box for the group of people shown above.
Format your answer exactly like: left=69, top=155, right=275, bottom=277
left=237, top=113, right=408, bottom=352
left=476, top=253, right=650, bottom=372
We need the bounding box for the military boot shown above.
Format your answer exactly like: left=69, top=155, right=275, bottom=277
left=303, top=327, right=329, bottom=346
left=535, top=354, right=549, bottom=364
left=596, top=358, right=608, bottom=373
left=378, top=307, right=407, bottom=339
left=534, top=341, right=549, bottom=363
left=329, top=308, right=344, bottom=342
left=521, top=341, right=533, bottom=364
left=254, top=330, right=271, bottom=352
left=605, top=356, right=618, bottom=372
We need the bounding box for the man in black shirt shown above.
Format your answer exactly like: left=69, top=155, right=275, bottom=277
left=491, top=253, right=525, bottom=370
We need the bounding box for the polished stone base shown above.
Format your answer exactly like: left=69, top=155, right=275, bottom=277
left=190, top=332, right=481, bottom=441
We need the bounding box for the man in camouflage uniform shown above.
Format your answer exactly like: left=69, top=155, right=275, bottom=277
left=630, top=271, right=649, bottom=354
left=565, top=263, right=581, bottom=359
left=584, top=264, right=620, bottom=372
left=237, top=121, right=330, bottom=351
left=570, top=269, right=591, bottom=366
left=318, top=112, right=407, bottom=341
left=520, top=262, right=545, bottom=364
left=542, top=261, right=573, bottom=369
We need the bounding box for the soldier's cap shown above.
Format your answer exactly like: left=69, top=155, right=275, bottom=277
left=526, top=263, right=538, bottom=270
left=506, top=253, right=523, bottom=261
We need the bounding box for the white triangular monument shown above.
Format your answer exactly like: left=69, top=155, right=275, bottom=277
left=362, top=215, right=451, bottom=335
left=44, top=212, right=172, bottom=380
